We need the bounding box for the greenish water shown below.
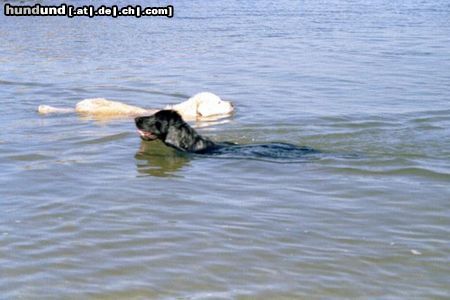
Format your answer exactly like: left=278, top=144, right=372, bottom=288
left=1, top=0, right=449, bottom=298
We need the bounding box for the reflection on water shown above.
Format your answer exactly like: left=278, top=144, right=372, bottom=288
left=77, top=112, right=146, bottom=123
left=136, top=141, right=321, bottom=177
left=135, top=140, right=191, bottom=177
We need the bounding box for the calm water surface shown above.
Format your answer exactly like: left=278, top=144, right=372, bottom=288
left=1, top=0, right=450, bottom=299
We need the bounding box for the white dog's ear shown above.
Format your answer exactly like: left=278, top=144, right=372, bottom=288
left=196, top=100, right=204, bottom=117
left=197, top=99, right=214, bottom=117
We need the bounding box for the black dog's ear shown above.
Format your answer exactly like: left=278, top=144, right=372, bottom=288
left=164, top=125, right=185, bottom=151
left=155, top=121, right=162, bottom=132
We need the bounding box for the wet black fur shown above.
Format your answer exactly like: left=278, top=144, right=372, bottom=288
left=135, top=110, right=216, bottom=153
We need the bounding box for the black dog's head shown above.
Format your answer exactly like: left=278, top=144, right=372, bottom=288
left=135, top=109, right=215, bottom=153
left=135, top=110, right=184, bottom=141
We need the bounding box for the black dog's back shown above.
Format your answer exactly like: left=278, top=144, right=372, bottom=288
left=197, top=142, right=319, bottom=159
left=136, top=110, right=319, bottom=159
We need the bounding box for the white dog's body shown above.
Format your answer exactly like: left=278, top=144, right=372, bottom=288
left=38, top=92, right=234, bottom=121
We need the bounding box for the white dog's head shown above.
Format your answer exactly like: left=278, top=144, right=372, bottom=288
left=194, top=92, right=234, bottom=117
left=166, top=92, right=234, bottom=120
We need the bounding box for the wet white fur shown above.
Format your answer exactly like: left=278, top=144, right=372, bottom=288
left=38, top=92, right=234, bottom=120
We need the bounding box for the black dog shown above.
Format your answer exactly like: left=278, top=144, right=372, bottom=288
left=135, top=110, right=319, bottom=159
left=135, top=110, right=217, bottom=153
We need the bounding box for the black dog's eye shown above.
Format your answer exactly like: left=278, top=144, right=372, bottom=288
left=155, top=121, right=162, bottom=131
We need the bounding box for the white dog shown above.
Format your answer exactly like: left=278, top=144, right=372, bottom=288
left=38, top=92, right=234, bottom=121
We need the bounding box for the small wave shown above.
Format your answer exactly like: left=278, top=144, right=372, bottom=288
left=99, top=86, right=188, bottom=100
left=331, top=120, right=402, bottom=129
left=76, top=132, right=131, bottom=145
left=0, top=79, right=53, bottom=88
left=6, top=153, right=53, bottom=162
left=408, top=115, right=450, bottom=124
left=330, top=166, right=450, bottom=181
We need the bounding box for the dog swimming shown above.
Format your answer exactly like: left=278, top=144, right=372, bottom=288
left=38, top=92, right=234, bottom=121
left=135, top=110, right=319, bottom=160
